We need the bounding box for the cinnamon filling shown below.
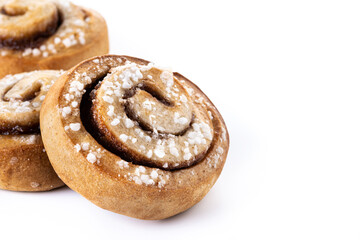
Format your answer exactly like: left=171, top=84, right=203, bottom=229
left=0, top=70, right=61, bottom=135
left=80, top=73, right=207, bottom=171
left=0, top=89, right=41, bottom=134
left=0, top=9, right=62, bottom=50
left=121, top=83, right=194, bottom=136
left=0, top=124, right=39, bottom=135
left=80, top=76, right=139, bottom=166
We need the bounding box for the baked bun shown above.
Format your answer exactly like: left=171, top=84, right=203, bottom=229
left=0, top=70, right=64, bottom=191
left=0, top=0, right=109, bottom=78
left=40, top=55, right=229, bottom=219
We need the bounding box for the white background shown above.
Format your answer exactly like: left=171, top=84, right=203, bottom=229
left=1, top=0, right=360, bottom=239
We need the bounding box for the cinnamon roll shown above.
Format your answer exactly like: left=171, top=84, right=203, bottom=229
left=0, top=0, right=109, bottom=78
left=40, top=55, right=229, bottom=219
left=0, top=70, right=64, bottom=191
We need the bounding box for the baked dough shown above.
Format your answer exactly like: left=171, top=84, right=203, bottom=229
left=0, top=70, right=65, bottom=191
left=0, top=0, right=109, bottom=78
left=40, top=55, right=229, bottom=219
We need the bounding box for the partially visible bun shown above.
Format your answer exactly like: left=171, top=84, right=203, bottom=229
left=0, top=0, right=109, bottom=78
left=0, top=70, right=64, bottom=191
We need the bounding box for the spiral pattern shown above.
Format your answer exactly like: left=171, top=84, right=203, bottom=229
left=56, top=56, right=227, bottom=189
left=90, top=63, right=213, bottom=169
left=0, top=0, right=99, bottom=56
left=0, top=70, right=62, bottom=134
left=0, top=0, right=59, bottom=49
left=0, top=69, right=64, bottom=191
left=40, top=55, right=228, bottom=218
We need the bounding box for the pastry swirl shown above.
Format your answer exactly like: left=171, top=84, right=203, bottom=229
left=40, top=55, right=229, bottom=219
left=90, top=62, right=213, bottom=170
left=0, top=0, right=109, bottom=78
left=0, top=70, right=64, bottom=191
left=0, top=0, right=60, bottom=49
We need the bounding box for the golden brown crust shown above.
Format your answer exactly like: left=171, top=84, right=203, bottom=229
left=0, top=0, right=109, bottom=78
left=0, top=135, right=64, bottom=191
left=0, top=70, right=65, bottom=191
left=40, top=55, right=229, bottom=219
